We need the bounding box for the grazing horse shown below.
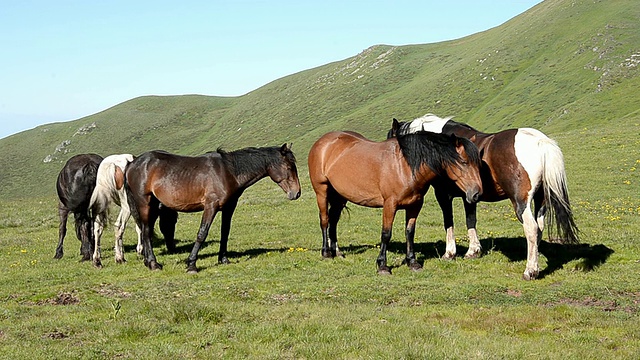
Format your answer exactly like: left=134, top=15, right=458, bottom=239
left=89, top=154, right=142, bottom=268
left=125, top=144, right=301, bottom=272
left=308, top=129, right=482, bottom=275
left=389, top=114, right=579, bottom=280
left=55, top=153, right=103, bottom=261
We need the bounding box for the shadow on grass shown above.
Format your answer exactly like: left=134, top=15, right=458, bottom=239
left=481, top=236, right=614, bottom=278
left=364, top=237, right=614, bottom=277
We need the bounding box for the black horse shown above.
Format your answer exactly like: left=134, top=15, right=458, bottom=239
left=55, top=153, right=103, bottom=261
left=125, top=144, right=301, bottom=273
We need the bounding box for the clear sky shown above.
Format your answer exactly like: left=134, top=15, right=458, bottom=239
left=0, top=0, right=541, bottom=139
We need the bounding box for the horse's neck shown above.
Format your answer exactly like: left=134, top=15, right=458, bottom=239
left=411, top=164, right=439, bottom=192
left=233, top=170, right=268, bottom=189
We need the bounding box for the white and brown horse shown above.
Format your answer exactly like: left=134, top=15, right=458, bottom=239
left=389, top=114, right=579, bottom=280
left=89, top=154, right=142, bottom=268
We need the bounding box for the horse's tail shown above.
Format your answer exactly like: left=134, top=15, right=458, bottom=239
left=539, top=137, right=579, bottom=244
left=89, top=162, right=118, bottom=218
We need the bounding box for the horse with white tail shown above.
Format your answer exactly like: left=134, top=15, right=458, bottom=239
left=89, top=154, right=142, bottom=268
left=388, top=114, right=579, bottom=280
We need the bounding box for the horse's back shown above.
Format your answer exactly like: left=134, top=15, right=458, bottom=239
left=57, top=154, right=103, bottom=209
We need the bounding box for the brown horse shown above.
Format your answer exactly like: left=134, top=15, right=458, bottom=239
left=125, top=144, right=301, bottom=272
left=308, top=129, right=482, bottom=275
left=389, top=114, right=579, bottom=280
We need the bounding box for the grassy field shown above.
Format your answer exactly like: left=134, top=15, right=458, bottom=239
left=1, top=121, right=639, bottom=359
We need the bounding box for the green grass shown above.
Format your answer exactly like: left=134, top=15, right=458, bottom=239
left=1, top=0, right=640, bottom=358
left=1, top=122, right=639, bottom=359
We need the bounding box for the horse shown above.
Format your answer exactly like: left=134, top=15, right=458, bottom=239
left=54, top=153, right=103, bottom=261
left=388, top=114, right=579, bottom=280
left=308, top=128, right=483, bottom=275
left=125, top=144, right=301, bottom=272
left=89, top=154, right=143, bottom=268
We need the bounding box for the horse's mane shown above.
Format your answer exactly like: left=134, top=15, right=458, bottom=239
left=391, top=116, right=481, bottom=139
left=396, top=131, right=481, bottom=176
left=444, top=119, right=479, bottom=133
left=216, top=146, right=296, bottom=176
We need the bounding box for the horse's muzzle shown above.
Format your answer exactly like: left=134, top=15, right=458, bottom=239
left=288, top=190, right=301, bottom=200
left=466, top=187, right=482, bottom=204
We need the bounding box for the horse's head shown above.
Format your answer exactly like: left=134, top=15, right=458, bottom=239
left=268, top=143, right=301, bottom=200
left=446, top=136, right=483, bottom=204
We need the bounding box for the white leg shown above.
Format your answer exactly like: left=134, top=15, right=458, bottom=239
left=464, top=228, right=482, bottom=259
left=92, top=213, right=106, bottom=268
left=522, top=204, right=541, bottom=280
left=442, top=226, right=456, bottom=260
left=113, top=209, right=127, bottom=263
left=135, top=224, right=143, bottom=255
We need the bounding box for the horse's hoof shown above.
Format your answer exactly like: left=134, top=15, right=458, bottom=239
left=187, top=268, right=198, bottom=274
left=115, top=258, right=126, bottom=264
left=377, top=266, right=392, bottom=275
left=321, top=251, right=334, bottom=259
left=408, top=262, right=423, bottom=272
left=54, top=252, right=63, bottom=260
left=441, top=253, right=456, bottom=261
left=335, top=251, right=345, bottom=258
left=93, top=260, right=102, bottom=269
left=464, top=252, right=481, bottom=260
left=148, top=261, right=163, bottom=270
left=522, top=270, right=538, bottom=281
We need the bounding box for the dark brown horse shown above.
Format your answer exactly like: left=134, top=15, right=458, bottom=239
left=125, top=144, right=301, bottom=272
left=55, top=153, right=103, bottom=261
left=389, top=114, right=579, bottom=280
left=308, top=129, right=482, bottom=275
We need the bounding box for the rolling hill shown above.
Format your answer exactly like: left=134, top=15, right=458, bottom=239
left=1, top=0, right=639, bottom=199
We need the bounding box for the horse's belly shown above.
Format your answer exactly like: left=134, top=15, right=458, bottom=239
left=329, top=177, right=384, bottom=208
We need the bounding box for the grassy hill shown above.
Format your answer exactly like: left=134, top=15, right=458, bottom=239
left=1, top=0, right=639, bottom=199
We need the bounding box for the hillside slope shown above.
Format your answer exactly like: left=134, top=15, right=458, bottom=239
left=1, top=0, right=639, bottom=199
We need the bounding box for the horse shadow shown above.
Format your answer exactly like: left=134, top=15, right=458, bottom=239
left=478, top=237, right=613, bottom=278
left=384, top=236, right=613, bottom=278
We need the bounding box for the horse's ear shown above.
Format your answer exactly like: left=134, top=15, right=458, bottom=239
left=469, top=134, right=477, bottom=143
left=392, top=118, right=400, bottom=132
left=280, top=143, right=291, bottom=152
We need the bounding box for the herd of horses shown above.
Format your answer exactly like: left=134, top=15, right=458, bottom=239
left=55, top=114, right=579, bottom=280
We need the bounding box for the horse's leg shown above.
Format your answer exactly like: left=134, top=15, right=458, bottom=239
left=113, top=207, right=128, bottom=263
left=435, top=187, right=456, bottom=260
left=186, top=203, right=219, bottom=273
left=55, top=203, right=68, bottom=259
left=135, top=224, right=143, bottom=255
left=76, top=213, right=93, bottom=261
left=92, top=210, right=106, bottom=268
left=404, top=203, right=423, bottom=271
left=328, top=194, right=346, bottom=258
left=463, top=200, right=482, bottom=259
left=315, top=185, right=332, bottom=258
left=376, top=202, right=397, bottom=275
left=520, top=199, right=541, bottom=280
left=217, top=197, right=238, bottom=265
left=139, top=200, right=162, bottom=270
left=159, top=206, right=178, bottom=253
left=533, top=190, right=546, bottom=233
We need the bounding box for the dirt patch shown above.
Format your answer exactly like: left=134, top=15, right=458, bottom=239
left=24, top=292, right=80, bottom=306
left=96, top=283, right=132, bottom=298
left=548, top=296, right=638, bottom=313
left=43, top=331, right=67, bottom=340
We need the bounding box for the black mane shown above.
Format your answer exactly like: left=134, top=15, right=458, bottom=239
left=217, top=145, right=296, bottom=177
left=395, top=131, right=481, bottom=176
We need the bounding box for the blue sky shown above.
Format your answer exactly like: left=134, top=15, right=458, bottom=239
left=0, top=0, right=540, bottom=139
